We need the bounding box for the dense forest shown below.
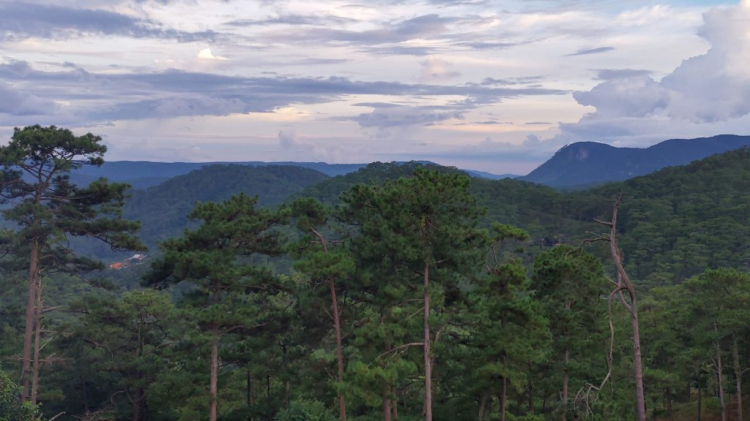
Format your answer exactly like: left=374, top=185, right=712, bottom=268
left=2, top=125, right=750, bottom=421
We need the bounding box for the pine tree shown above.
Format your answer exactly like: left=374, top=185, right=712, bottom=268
left=532, top=245, right=606, bottom=419
left=144, top=193, right=286, bottom=421
left=340, top=168, right=486, bottom=421
left=290, top=197, right=354, bottom=421
left=0, top=125, right=144, bottom=402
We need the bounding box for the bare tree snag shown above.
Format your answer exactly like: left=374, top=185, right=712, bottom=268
left=579, top=193, right=647, bottom=421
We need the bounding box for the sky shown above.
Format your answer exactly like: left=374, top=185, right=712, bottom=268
left=0, top=0, right=748, bottom=175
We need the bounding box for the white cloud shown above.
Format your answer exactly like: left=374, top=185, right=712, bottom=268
left=418, top=57, right=461, bottom=82
left=0, top=83, right=58, bottom=116
left=278, top=128, right=341, bottom=162
left=197, top=48, right=227, bottom=60
left=548, top=0, right=750, bottom=146
left=278, top=129, right=297, bottom=148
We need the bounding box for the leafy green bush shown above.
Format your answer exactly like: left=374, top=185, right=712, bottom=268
left=275, top=399, right=336, bottom=421
left=0, top=371, right=39, bottom=421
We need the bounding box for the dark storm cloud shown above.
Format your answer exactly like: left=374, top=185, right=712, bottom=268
left=0, top=2, right=218, bottom=42
left=567, top=46, right=615, bottom=56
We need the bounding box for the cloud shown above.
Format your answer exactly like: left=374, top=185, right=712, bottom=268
left=351, top=106, right=464, bottom=130
left=224, top=14, right=357, bottom=27
left=0, top=60, right=565, bottom=124
left=573, top=75, right=670, bottom=119
left=566, top=46, right=615, bottom=56
left=0, top=84, right=59, bottom=116
left=262, top=14, right=453, bottom=46
left=406, top=135, right=554, bottom=165
left=546, top=1, right=750, bottom=147
left=197, top=48, right=228, bottom=60
left=595, top=69, right=653, bottom=80
left=481, top=76, right=544, bottom=86
left=418, top=57, right=461, bottom=82
left=425, top=0, right=489, bottom=6
left=0, top=2, right=218, bottom=42
left=277, top=128, right=341, bottom=162
left=278, top=129, right=297, bottom=148
left=364, top=45, right=438, bottom=56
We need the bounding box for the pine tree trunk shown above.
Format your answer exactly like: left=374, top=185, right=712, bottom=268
left=478, top=394, right=488, bottom=421
left=383, top=386, right=392, bottom=421
left=562, top=348, right=569, bottom=421
left=266, top=374, right=272, bottom=421
left=500, top=376, right=507, bottom=421
left=132, top=390, right=142, bottom=421
left=210, top=339, right=219, bottom=421
left=734, top=334, right=743, bottom=421
left=715, top=324, right=727, bottom=421
left=423, top=262, right=432, bottom=421
left=698, top=382, right=702, bottom=421
left=665, top=388, right=672, bottom=415
left=30, top=272, right=42, bottom=404
left=330, top=279, right=347, bottom=421
left=21, top=239, right=39, bottom=401
left=631, top=306, right=647, bottom=421
left=284, top=380, right=290, bottom=409
left=392, top=392, right=398, bottom=421
left=562, top=299, right=570, bottom=421
left=528, top=366, right=534, bottom=413
left=250, top=367, right=253, bottom=421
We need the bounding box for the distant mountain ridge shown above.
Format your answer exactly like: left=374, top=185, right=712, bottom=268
left=71, top=160, right=513, bottom=189
left=125, top=164, right=330, bottom=246
left=521, top=134, right=750, bottom=188
left=70, top=161, right=365, bottom=189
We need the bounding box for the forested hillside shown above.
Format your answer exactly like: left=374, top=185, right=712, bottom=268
left=294, top=149, right=750, bottom=284
left=69, top=161, right=366, bottom=189
left=127, top=164, right=329, bottom=247
left=2, top=127, right=750, bottom=421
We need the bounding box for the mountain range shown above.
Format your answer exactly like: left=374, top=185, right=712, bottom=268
left=521, top=134, right=750, bottom=188
left=70, top=134, right=750, bottom=190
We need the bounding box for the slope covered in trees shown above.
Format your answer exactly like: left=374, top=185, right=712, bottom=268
left=297, top=149, right=750, bottom=285
left=122, top=164, right=329, bottom=248
left=3, top=126, right=750, bottom=421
